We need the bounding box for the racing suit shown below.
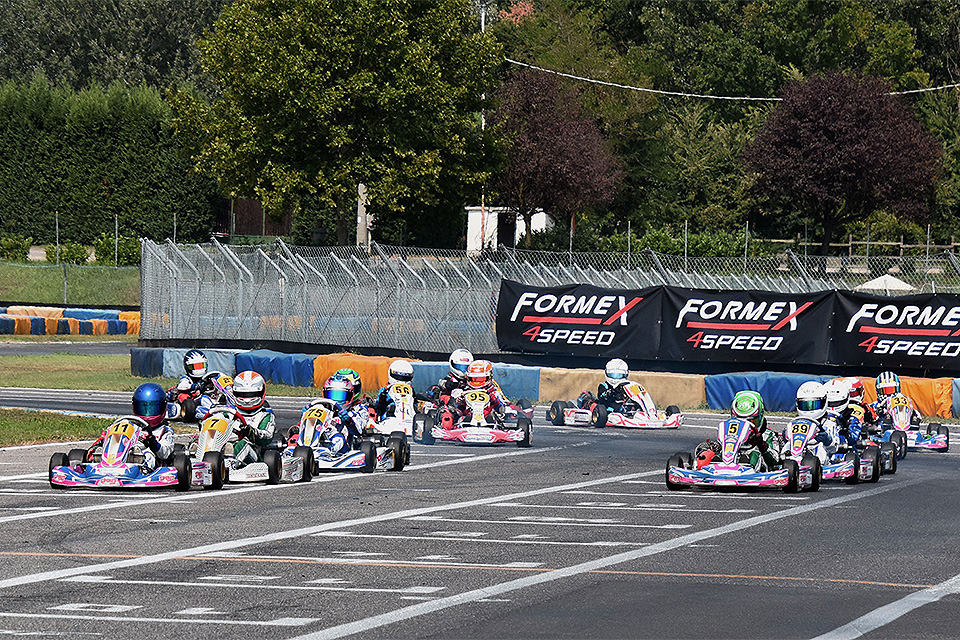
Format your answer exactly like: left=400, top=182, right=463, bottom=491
left=579, top=381, right=631, bottom=413
left=139, top=422, right=175, bottom=470
left=374, top=385, right=398, bottom=421
left=455, top=380, right=509, bottom=418
left=325, top=401, right=367, bottom=454
left=428, top=373, right=469, bottom=404
left=694, top=417, right=780, bottom=471
left=232, top=404, right=277, bottom=467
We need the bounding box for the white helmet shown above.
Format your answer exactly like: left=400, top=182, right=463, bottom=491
left=604, top=358, right=629, bottom=387
left=388, top=359, right=414, bottom=385
left=796, top=381, right=826, bottom=420
left=449, top=348, right=473, bottom=379
left=823, top=378, right=850, bottom=413
left=233, top=370, right=266, bottom=412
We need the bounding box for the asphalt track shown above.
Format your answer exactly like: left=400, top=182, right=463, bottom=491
left=0, top=392, right=959, bottom=639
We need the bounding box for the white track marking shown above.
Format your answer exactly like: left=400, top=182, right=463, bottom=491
left=0, top=612, right=316, bottom=627
left=564, top=489, right=811, bottom=501
left=0, top=469, right=659, bottom=590
left=312, top=532, right=643, bottom=548
left=192, top=552, right=544, bottom=571
left=286, top=479, right=921, bottom=640
left=60, top=575, right=441, bottom=595
left=0, top=443, right=575, bottom=525
left=811, top=573, right=960, bottom=640
left=0, top=473, right=45, bottom=482
left=404, top=515, right=690, bottom=529
left=490, top=501, right=753, bottom=514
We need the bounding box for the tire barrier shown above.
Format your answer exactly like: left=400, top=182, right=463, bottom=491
left=161, top=349, right=242, bottom=379
left=862, top=376, right=954, bottom=419
left=237, top=349, right=316, bottom=388
left=312, top=353, right=401, bottom=393
left=130, top=347, right=164, bottom=378
left=705, top=372, right=835, bottom=412
left=0, top=305, right=138, bottom=335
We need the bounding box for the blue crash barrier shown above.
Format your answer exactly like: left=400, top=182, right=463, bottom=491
left=705, top=372, right=835, bottom=412
left=236, top=349, right=315, bottom=388
left=106, top=319, right=127, bottom=334
left=408, top=361, right=540, bottom=402
left=0, top=317, right=14, bottom=334
left=162, top=348, right=239, bottom=379
left=63, top=308, right=121, bottom=321
left=30, top=317, right=45, bottom=335
left=131, top=347, right=165, bottom=378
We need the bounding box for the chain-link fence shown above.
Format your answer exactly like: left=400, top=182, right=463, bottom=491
left=141, top=239, right=960, bottom=353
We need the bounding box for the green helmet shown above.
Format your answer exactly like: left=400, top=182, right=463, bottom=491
left=334, top=368, right=361, bottom=396
left=731, top=390, right=765, bottom=428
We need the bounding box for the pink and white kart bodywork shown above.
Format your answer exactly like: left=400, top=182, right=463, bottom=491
left=48, top=416, right=191, bottom=491
left=424, top=389, right=532, bottom=447
left=880, top=393, right=949, bottom=453
left=552, top=382, right=682, bottom=429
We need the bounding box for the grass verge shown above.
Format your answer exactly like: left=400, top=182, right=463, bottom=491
left=0, top=409, right=111, bottom=447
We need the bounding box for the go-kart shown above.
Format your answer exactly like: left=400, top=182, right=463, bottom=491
left=48, top=416, right=192, bottom=491
left=183, top=405, right=300, bottom=487
left=877, top=393, right=948, bottom=456
left=365, top=383, right=414, bottom=465
left=421, top=389, right=531, bottom=447
left=166, top=371, right=234, bottom=422
left=780, top=416, right=884, bottom=488
left=666, top=417, right=807, bottom=492
left=417, top=385, right=533, bottom=426
left=284, top=399, right=406, bottom=477
left=549, top=382, right=681, bottom=429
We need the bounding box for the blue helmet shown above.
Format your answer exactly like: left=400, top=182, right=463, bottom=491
left=133, top=382, right=167, bottom=428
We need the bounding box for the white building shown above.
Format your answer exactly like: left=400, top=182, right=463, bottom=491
left=465, top=206, right=553, bottom=254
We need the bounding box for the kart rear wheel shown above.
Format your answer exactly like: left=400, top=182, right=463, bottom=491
left=843, top=451, right=860, bottom=485
left=387, top=436, right=406, bottom=471
left=202, top=451, right=227, bottom=489
left=173, top=453, right=192, bottom=492
left=801, top=453, right=821, bottom=492
left=181, top=398, right=196, bottom=422
left=937, top=424, right=950, bottom=452
left=890, top=431, right=908, bottom=459
left=548, top=401, right=565, bottom=426
left=666, top=405, right=680, bottom=417
left=591, top=404, right=608, bottom=428
left=782, top=459, right=800, bottom=493
left=263, top=450, right=282, bottom=485
left=360, top=440, right=377, bottom=473
left=421, top=414, right=435, bottom=445
left=518, top=417, right=532, bottom=448
left=880, top=443, right=898, bottom=474
left=665, top=453, right=685, bottom=491
left=862, top=446, right=881, bottom=483
left=292, top=446, right=313, bottom=481
left=49, top=452, right=68, bottom=489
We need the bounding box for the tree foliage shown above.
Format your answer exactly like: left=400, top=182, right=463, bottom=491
left=742, top=72, right=940, bottom=252
left=171, top=0, right=501, bottom=244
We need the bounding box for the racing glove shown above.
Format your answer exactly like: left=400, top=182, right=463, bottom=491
left=141, top=432, right=160, bottom=453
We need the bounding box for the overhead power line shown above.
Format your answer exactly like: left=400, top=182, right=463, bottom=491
left=506, top=58, right=960, bottom=101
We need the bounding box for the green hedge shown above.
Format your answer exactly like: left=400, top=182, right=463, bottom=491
left=0, top=75, right=222, bottom=244
left=0, top=235, right=30, bottom=261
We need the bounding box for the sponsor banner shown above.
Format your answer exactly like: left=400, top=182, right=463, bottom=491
left=833, top=292, right=960, bottom=369
left=495, top=280, right=661, bottom=357
left=659, top=288, right=834, bottom=364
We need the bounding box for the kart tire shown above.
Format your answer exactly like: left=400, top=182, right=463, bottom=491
left=666, top=405, right=680, bottom=417
left=801, top=452, right=821, bottom=492
left=518, top=398, right=533, bottom=410
left=782, top=459, right=800, bottom=494
left=412, top=413, right=425, bottom=443
left=173, top=443, right=186, bottom=452
left=387, top=436, right=405, bottom=471
left=263, top=449, right=282, bottom=485
left=389, top=430, right=410, bottom=465
left=173, top=453, right=192, bottom=492
left=181, top=398, right=196, bottom=422
left=518, top=416, right=532, bottom=448
left=421, top=414, right=435, bottom=445
left=203, top=451, right=227, bottom=489
left=843, top=451, right=860, bottom=485
left=548, top=401, right=565, bottom=426
left=890, top=431, right=908, bottom=460
left=937, top=424, right=950, bottom=452
left=591, top=404, right=608, bottom=428
left=862, top=446, right=881, bottom=483
left=67, top=448, right=87, bottom=466
left=360, top=440, right=377, bottom=473
left=49, top=452, right=68, bottom=489
left=293, top=446, right=313, bottom=481
left=880, top=442, right=898, bottom=475
left=665, top=453, right=685, bottom=491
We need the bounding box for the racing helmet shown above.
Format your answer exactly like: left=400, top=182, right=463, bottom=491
left=323, top=377, right=354, bottom=406
left=604, top=358, right=629, bottom=387
left=387, top=359, right=414, bottom=385
left=233, top=370, right=266, bottom=412
left=731, top=390, right=765, bottom=430
left=466, top=360, right=493, bottom=389
left=845, top=377, right=865, bottom=404
left=334, top=368, right=361, bottom=397
left=449, top=348, right=474, bottom=380
left=823, top=378, right=850, bottom=413
left=132, top=382, right=167, bottom=429
left=796, top=381, right=826, bottom=420
left=876, top=371, right=900, bottom=399
left=183, top=349, right=208, bottom=381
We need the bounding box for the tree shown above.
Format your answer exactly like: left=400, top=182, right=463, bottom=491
left=488, top=68, right=622, bottom=247
left=741, top=71, right=940, bottom=253
left=170, top=0, right=501, bottom=245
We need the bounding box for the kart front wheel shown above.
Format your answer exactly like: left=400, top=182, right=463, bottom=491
left=880, top=443, right=898, bottom=475
left=203, top=451, right=227, bottom=489
left=862, top=446, right=881, bottom=483
left=782, top=459, right=800, bottom=493
left=890, top=431, right=907, bottom=459
left=665, top=453, right=685, bottom=491
left=666, top=405, right=680, bottom=417
left=937, top=424, right=950, bottom=452
left=591, top=404, right=608, bottom=428
left=173, top=453, right=192, bottom=492
left=548, top=401, right=565, bottom=426
left=49, top=452, right=68, bottom=489
left=843, top=451, right=860, bottom=485
left=518, top=417, right=532, bottom=448
left=421, top=414, right=435, bottom=445
left=293, top=446, right=314, bottom=481
left=360, top=440, right=377, bottom=473
left=387, top=436, right=406, bottom=471
left=67, top=448, right=87, bottom=466
left=801, top=453, right=821, bottom=492
left=263, top=450, right=281, bottom=485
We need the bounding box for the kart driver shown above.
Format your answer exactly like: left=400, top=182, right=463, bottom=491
left=374, top=359, right=415, bottom=420
left=694, top=390, right=781, bottom=472
left=318, top=377, right=366, bottom=453
left=427, top=348, right=474, bottom=402
left=871, top=371, right=921, bottom=428
left=823, top=378, right=862, bottom=449
left=230, top=371, right=277, bottom=468
left=794, top=381, right=835, bottom=451
left=166, top=349, right=209, bottom=403
left=456, top=360, right=509, bottom=416
left=132, top=382, right=175, bottom=471
left=577, top=358, right=631, bottom=412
